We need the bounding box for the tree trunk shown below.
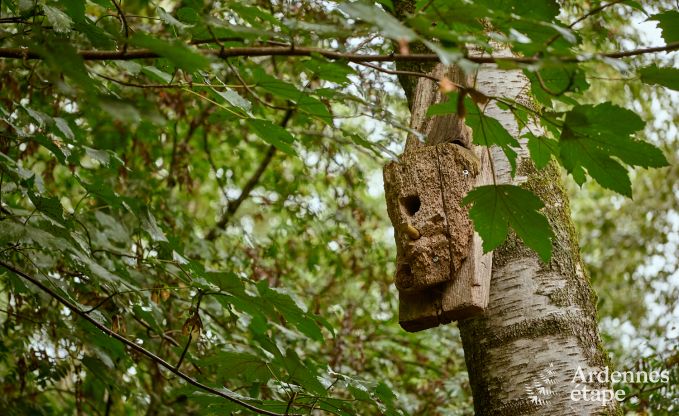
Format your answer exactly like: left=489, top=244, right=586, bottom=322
left=461, top=63, right=617, bottom=415
left=392, top=8, right=617, bottom=415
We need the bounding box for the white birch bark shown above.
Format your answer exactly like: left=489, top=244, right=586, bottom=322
left=392, top=23, right=617, bottom=414
left=454, top=54, right=617, bottom=415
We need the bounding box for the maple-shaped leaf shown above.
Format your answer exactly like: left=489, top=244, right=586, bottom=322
left=649, top=10, right=679, bottom=44
left=559, top=103, right=668, bottom=197
left=463, top=184, right=553, bottom=262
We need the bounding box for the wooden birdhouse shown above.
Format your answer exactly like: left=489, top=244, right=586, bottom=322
left=384, top=141, right=493, bottom=332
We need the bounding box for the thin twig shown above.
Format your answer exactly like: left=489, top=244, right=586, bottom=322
left=621, top=382, right=668, bottom=402
left=207, top=28, right=289, bottom=110
left=94, top=72, right=250, bottom=89
left=569, top=0, right=629, bottom=29
left=182, top=88, right=246, bottom=118
left=167, top=106, right=212, bottom=187
left=356, top=61, right=443, bottom=83
left=544, top=0, right=629, bottom=49
left=202, top=130, right=230, bottom=201
left=82, top=287, right=182, bottom=313
left=110, top=0, right=130, bottom=54
left=175, top=292, right=204, bottom=370
left=205, top=145, right=277, bottom=240
left=419, top=0, right=436, bottom=13
left=349, top=34, right=379, bottom=53
left=175, top=333, right=193, bottom=370
left=0, top=260, right=297, bottom=416
left=226, top=61, right=289, bottom=110
left=205, top=109, right=294, bottom=240
left=0, top=16, right=31, bottom=23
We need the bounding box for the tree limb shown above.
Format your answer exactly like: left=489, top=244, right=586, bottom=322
left=0, top=41, right=677, bottom=63
left=0, top=260, right=297, bottom=416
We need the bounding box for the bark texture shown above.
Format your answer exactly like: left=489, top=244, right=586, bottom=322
left=392, top=2, right=616, bottom=413
left=457, top=61, right=617, bottom=415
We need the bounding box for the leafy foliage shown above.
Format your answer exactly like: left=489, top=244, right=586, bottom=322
left=463, top=185, right=553, bottom=262
left=560, top=102, right=668, bottom=197
left=0, top=0, right=675, bottom=414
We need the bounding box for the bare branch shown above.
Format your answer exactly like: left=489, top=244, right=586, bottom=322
left=544, top=0, right=630, bottom=49
left=0, top=41, right=676, bottom=63
left=356, top=61, right=443, bottom=83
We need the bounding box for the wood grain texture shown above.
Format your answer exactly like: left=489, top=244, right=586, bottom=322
left=384, top=67, right=494, bottom=332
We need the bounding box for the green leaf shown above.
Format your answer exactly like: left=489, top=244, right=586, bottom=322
left=60, top=0, right=113, bottom=48
left=257, top=281, right=324, bottom=342
left=463, top=185, right=553, bottom=262
left=202, top=271, right=247, bottom=296
left=131, top=33, right=209, bottom=72
left=31, top=40, right=97, bottom=95
left=177, top=7, right=201, bottom=24
left=525, top=66, right=589, bottom=107
left=84, top=147, right=109, bottom=166
left=82, top=356, right=117, bottom=386
left=639, top=65, right=679, bottom=91
left=525, top=133, right=559, bottom=169
left=32, top=134, right=70, bottom=164
left=230, top=3, right=282, bottom=29
left=649, top=10, right=679, bottom=43
left=253, top=68, right=332, bottom=123
left=463, top=98, right=520, bottom=174
left=338, top=2, right=417, bottom=41
left=196, top=351, right=271, bottom=382
left=215, top=88, right=252, bottom=112
left=54, top=117, right=75, bottom=141
left=142, top=65, right=173, bottom=83
left=23, top=106, right=52, bottom=127
left=275, top=347, right=326, bottom=395
left=302, top=57, right=355, bottom=85
left=27, top=192, right=65, bottom=225
left=94, top=211, right=129, bottom=244
left=158, top=7, right=192, bottom=30
left=559, top=103, right=668, bottom=196
left=486, top=0, right=559, bottom=22
left=77, top=175, right=123, bottom=209
left=140, top=208, right=169, bottom=242
left=42, top=5, right=73, bottom=33
left=348, top=382, right=372, bottom=401
left=247, top=118, right=296, bottom=155
left=374, top=381, right=400, bottom=415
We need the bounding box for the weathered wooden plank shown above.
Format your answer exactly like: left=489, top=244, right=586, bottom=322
left=384, top=64, right=494, bottom=332
left=385, top=141, right=493, bottom=332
